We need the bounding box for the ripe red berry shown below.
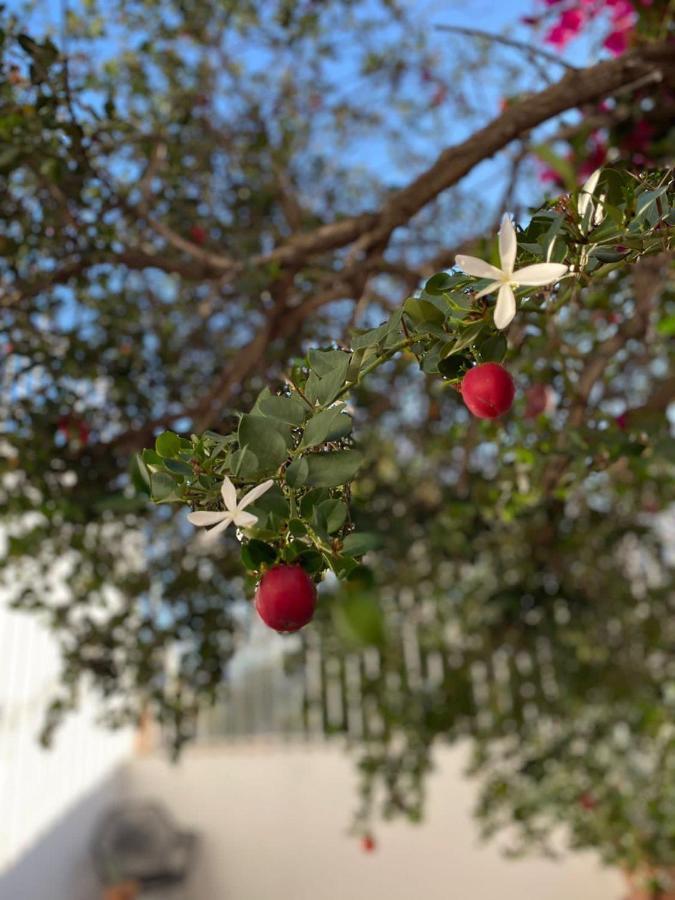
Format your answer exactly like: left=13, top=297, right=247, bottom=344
left=254, top=565, right=317, bottom=632
left=461, top=363, right=515, bottom=419
left=189, top=225, right=207, bottom=245
left=579, top=792, right=597, bottom=811
left=524, top=383, right=557, bottom=419
left=361, top=834, right=376, bottom=853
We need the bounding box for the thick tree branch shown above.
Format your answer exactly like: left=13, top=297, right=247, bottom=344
left=10, top=41, right=671, bottom=310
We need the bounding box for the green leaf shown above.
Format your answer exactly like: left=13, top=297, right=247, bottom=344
left=300, top=488, right=330, bottom=518
left=240, top=540, right=277, bottom=572
left=293, top=549, right=325, bottom=574
left=155, top=431, right=182, bottom=458
left=305, top=353, right=350, bottom=406
left=247, top=485, right=289, bottom=522
left=228, top=447, right=259, bottom=479
left=164, top=458, right=193, bottom=477
left=18, top=34, right=59, bottom=68
left=305, top=450, right=364, bottom=487
left=150, top=471, right=182, bottom=503
left=258, top=394, right=307, bottom=426
left=438, top=353, right=472, bottom=379
left=287, top=519, right=308, bottom=537
left=342, top=531, right=382, bottom=556
left=424, top=272, right=460, bottom=294
left=299, top=406, right=352, bottom=449
left=474, top=333, right=507, bottom=363
left=333, top=593, right=385, bottom=647
left=327, top=554, right=361, bottom=578
left=285, top=456, right=309, bottom=487
left=131, top=455, right=151, bottom=495
left=451, top=321, right=485, bottom=353
left=634, top=186, right=669, bottom=224
left=238, top=415, right=290, bottom=474
left=657, top=315, right=675, bottom=337
left=403, top=297, right=445, bottom=326
left=316, top=499, right=348, bottom=534
left=351, top=322, right=389, bottom=350
left=308, top=349, right=352, bottom=377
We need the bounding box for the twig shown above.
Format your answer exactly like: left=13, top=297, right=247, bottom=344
left=434, top=24, right=578, bottom=72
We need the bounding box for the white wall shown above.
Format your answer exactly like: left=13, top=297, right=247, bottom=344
left=124, top=743, right=625, bottom=900
left=0, top=601, right=132, bottom=897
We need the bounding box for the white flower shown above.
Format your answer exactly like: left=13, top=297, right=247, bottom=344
left=187, top=476, right=274, bottom=539
left=455, top=214, right=568, bottom=330
left=577, top=168, right=605, bottom=229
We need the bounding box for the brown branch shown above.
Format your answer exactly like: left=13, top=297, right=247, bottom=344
left=9, top=43, right=673, bottom=311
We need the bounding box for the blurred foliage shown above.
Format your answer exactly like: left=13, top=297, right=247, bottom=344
left=0, top=0, right=674, bottom=876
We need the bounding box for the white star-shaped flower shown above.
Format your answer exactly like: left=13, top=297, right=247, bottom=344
left=187, top=476, right=274, bottom=539
left=455, top=214, right=568, bottom=330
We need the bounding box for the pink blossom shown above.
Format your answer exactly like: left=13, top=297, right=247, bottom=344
left=545, top=4, right=591, bottom=48
left=604, top=28, right=631, bottom=54
left=624, top=119, right=655, bottom=152
left=545, top=23, right=571, bottom=48
left=560, top=8, right=586, bottom=30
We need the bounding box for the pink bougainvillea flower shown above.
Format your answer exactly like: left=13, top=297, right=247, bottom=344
left=545, top=23, right=570, bottom=47
left=624, top=119, right=655, bottom=153
left=560, top=8, right=586, bottom=30
left=604, top=28, right=630, bottom=54
left=545, top=5, right=588, bottom=48
left=538, top=164, right=565, bottom=187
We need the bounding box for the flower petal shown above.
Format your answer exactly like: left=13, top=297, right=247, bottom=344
left=455, top=255, right=504, bottom=281
left=187, top=511, right=228, bottom=526
left=473, top=281, right=502, bottom=299
left=204, top=516, right=234, bottom=539
left=494, top=284, right=516, bottom=330
left=498, top=214, right=517, bottom=275
left=221, top=477, right=238, bottom=512
left=593, top=193, right=606, bottom=227
left=512, top=263, right=567, bottom=286
left=232, top=510, right=258, bottom=528
left=578, top=168, right=601, bottom=217
left=239, top=478, right=274, bottom=509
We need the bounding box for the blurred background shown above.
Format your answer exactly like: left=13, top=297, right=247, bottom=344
left=0, top=0, right=673, bottom=897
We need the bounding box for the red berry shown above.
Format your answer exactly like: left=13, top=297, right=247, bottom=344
left=255, top=565, right=317, bottom=632
left=461, top=363, right=515, bottom=419
left=189, top=225, right=207, bottom=245
left=524, top=384, right=557, bottom=419
left=361, top=834, right=376, bottom=853
left=579, top=792, right=597, bottom=811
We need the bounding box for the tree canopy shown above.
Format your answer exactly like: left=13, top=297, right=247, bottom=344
left=1, top=0, right=674, bottom=883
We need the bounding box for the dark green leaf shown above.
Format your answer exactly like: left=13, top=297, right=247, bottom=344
left=299, top=405, right=352, bottom=449
left=258, top=394, right=308, bottom=425
left=342, top=531, right=382, bottom=556
left=285, top=456, right=309, bottom=487
left=305, top=450, right=364, bottom=487
left=240, top=540, right=277, bottom=571
left=155, top=431, right=182, bottom=458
